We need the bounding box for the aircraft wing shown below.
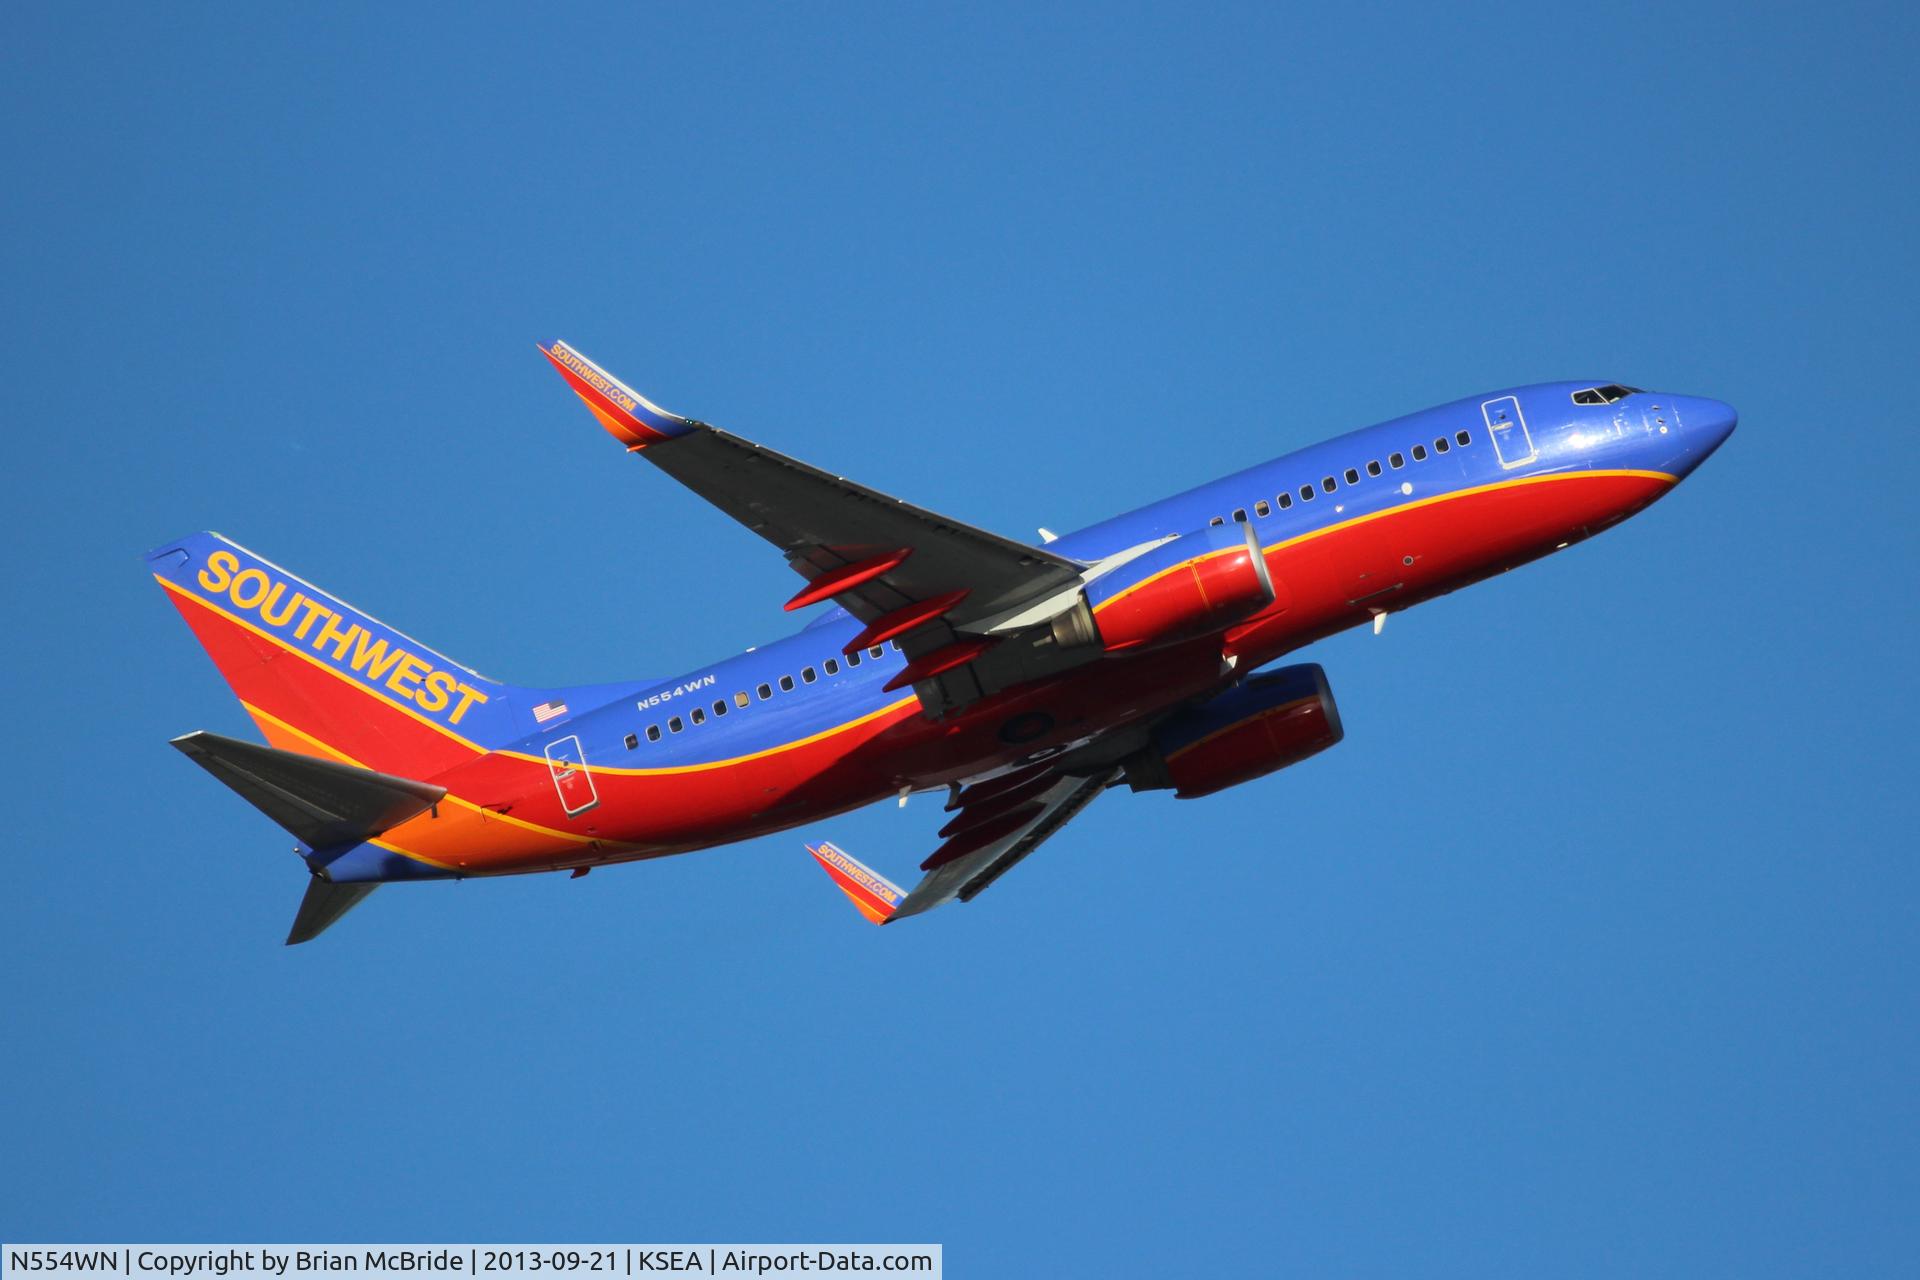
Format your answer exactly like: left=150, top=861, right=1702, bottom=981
left=805, top=764, right=1120, bottom=923
left=544, top=341, right=1097, bottom=713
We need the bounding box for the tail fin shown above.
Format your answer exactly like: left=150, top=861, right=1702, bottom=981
left=171, top=731, right=449, bottom=944
left=147, top=532, right=517, bottom=780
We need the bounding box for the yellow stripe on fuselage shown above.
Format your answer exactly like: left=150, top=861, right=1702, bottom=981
left=1090, top=468, right=1677, bottom=613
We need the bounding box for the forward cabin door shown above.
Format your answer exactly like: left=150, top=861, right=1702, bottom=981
left=544, top=734, right=600, bottom=817
left=1482, top=396, right=1536, bottom=468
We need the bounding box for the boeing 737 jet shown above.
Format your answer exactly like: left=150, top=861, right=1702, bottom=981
left=150, top=345, right=1736, bottom=941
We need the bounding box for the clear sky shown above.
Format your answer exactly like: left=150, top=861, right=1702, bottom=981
left=4, top=2, right=1916, bottom=1274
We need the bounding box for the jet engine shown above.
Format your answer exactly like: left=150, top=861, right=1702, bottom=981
left=1123, top=663, right=1343, bottom=799
left=1085, top=521, right=1276, bottom=652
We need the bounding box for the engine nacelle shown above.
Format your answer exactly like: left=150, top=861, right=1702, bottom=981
left=1086, top=521, right=1275, bottom=653
left=1124, top=663, right=1343, bottom=799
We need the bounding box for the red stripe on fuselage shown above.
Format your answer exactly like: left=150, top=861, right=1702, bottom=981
left=169, top=469, right=1673, bottom=878
left=506, top=471, right=1678, bottom=873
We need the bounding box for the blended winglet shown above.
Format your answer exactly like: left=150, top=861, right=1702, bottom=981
left=806, top=840, right=905, bottom=925
left=541, top=340, right=695, bottom=450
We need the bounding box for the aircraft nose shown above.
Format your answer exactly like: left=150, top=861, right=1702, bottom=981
left=1678, top=395, right=1738, bottom=453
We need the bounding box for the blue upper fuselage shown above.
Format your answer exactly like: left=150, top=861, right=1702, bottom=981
left=523, top=382, right=1737, bottom=772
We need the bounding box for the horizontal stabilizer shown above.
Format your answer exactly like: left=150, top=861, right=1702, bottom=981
left=287, top=876, right=379, bottom=945
left=171, top=731, right=446, bottom=850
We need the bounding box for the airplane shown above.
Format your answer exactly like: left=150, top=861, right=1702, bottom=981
left=149, top=343, right=1737, bottom=942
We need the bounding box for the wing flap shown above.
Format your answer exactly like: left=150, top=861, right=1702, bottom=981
left=894, top=771, right=1114, bottom=918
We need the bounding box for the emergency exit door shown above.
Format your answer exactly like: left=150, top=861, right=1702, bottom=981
left=544, top=734, right=600, bottom=817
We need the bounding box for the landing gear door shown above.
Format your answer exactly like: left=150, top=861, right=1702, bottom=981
left=544, top=734, right=600, bottom=817
left=1482, top=396, right=1536, bottom=469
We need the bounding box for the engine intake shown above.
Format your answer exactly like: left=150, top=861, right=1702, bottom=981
left=1125, top=663, right=1343, bottom=799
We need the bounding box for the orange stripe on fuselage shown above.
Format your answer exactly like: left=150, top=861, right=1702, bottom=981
left=239, top=701, right=619, bottom=871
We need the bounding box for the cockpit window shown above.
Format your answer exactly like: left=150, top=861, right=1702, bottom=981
left=1572, top=384, right=1642, bottom=405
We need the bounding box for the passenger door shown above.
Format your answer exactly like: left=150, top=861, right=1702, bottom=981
left=1482, top=396, right=1536, bottom=468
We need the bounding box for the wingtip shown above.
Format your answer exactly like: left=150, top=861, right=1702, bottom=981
left=807, top=840, right=904, bottom=926
left=541, top=340, right=694, bottom=450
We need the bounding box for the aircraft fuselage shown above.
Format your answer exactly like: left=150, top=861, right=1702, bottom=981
left=288, top=381, right=1733, bottom=881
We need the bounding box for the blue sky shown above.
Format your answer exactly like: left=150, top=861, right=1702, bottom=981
left=3, top=2, right=1916, bottom=1273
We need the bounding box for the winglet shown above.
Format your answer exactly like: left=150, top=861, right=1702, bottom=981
left=541, top=340, right=696, bottom=450
left=806, top=840, right=904, bottom=925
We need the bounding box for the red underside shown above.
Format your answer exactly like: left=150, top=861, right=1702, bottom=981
left=177, top=471, right=1671, bottom=876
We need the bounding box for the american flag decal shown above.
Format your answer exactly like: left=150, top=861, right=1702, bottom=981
left=532, top=700, right=569, bottom=724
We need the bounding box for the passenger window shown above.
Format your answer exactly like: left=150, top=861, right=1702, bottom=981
left=712, top=699, right=727, bottom=717
left=1254, top=499, right=1270, bottom=517
left=1321, top=476, right=1336, bottom=493
left=891, top=640, right=902, bottom=651
left=1209, top=515, right=1224, bottom=526
left=779, top=675, right=795, bottom=692
left=1300, top=484, right=1315, bottom=501
left=802, top=666, right=817, bottom=683
left=668, top=716, right=684, bottom=733
left=1434, top=437, right=1450, bottom=453
left=1367, top=460, right=1382, bottom=477
left=734, top=691, right=749, bottom=709
left=870, top=646, right=885, bottom=659
left=1233, top=508, right=1247, bottom=523
left=1412, top=444, right=1428, bottom=461
left=1344, top=468, right=1359, bottom=485
left=646, top=725, right=662, bottom=743
left=691, top=707, right=706, bottom=725
left=846, top=649, right=861, bottom=667
left=1456, top=430, right=1471, bottom=446
left=1389, top=452, right=1404, bottom=468
left=825, top=658, right=839, bottom=676
left=624, top=733, right=638, bottom=750
left=1278, top=491, right=1293, bottom=509
left=757, top=682, right=772, bottom=700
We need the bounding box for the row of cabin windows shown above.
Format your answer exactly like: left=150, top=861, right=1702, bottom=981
left=625, top=640, right=903, bottom=747
left=1209, top=429, right=1475, bottom=527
